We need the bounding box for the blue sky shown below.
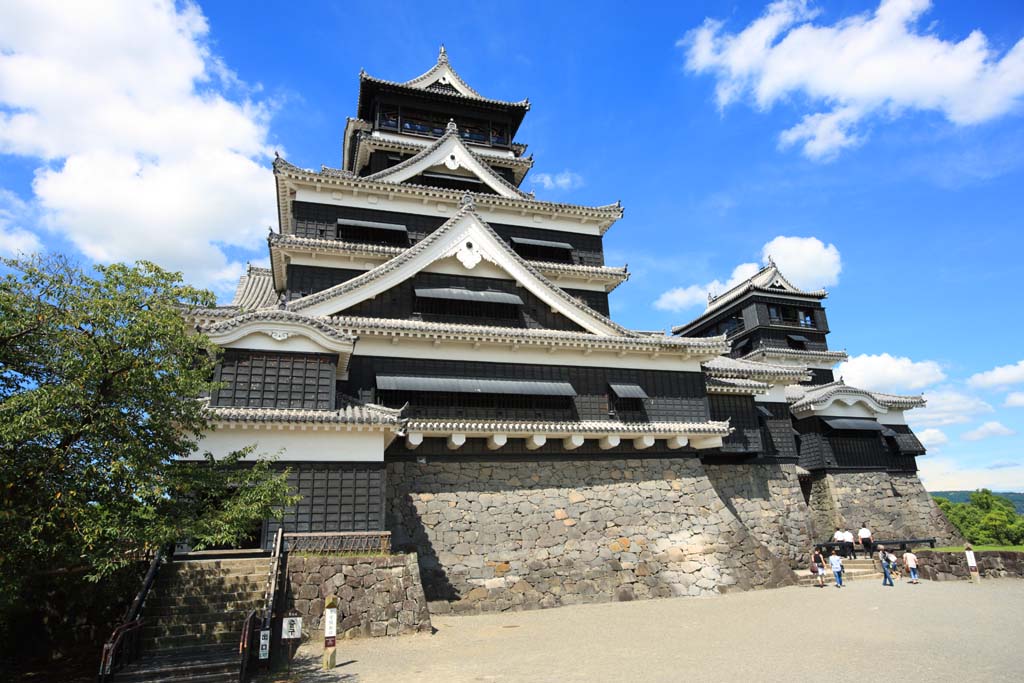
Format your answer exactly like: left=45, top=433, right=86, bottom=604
left=2, top=0, right=1023, bottom=490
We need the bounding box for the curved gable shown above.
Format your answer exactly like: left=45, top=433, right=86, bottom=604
left=286, top=205, right=631, bottom=337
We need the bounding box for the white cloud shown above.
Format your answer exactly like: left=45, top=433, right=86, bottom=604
left=967, top=360, right=1024, bottom=388
left=836, top=352, right=945, bottom=392
left=760, top=235, right=841, bottom=290
left=530, top=170, right=584, bottom=191
left=1005, top=392, right=1024, bottom=408
left=681, top=0, right=1024, bottom=159
left=0, top=0, right=276, bottom=293
left=910, top=388, right=993, bottom=427
left=0, top=189, right=42, bottom=256
left=654, top=262, right=760, bottom=312
left=917, top=428, right=948, bottom=448
left=962, top=421, right=1016, bottom=442
left=654, top=235, right=840, bottom=312
left=919, top=457, right=1024, bottom=492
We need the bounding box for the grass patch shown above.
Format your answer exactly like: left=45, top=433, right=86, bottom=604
left=920, top=545, right=1024, bottom=553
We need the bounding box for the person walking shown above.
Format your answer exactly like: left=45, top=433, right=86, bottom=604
left=843, top=528, right=857, bottom=559
left=858, top=523, right=873, bottom=556
left=903, top=548, right=920, bottom=584
left=878, top=544, right=894, bottom=586
left=833, top=527, right=846, bottom=556
left=829, top=549, right=844, bottom=588
left=811, top=546, right=827, bottom=588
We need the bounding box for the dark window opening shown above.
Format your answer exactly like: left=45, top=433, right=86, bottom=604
left=414, top=288, right=523, bottom=325
left=768, top=304, right=816, bottom=329
left=336, top=219, right=409, bottom=247
left=376, top=104, right=512, bottom=148
left=411, top=171, right=495, bottom=194
left=510, top=236, right=575, bottom=264
left=380, top=390, right=577, bottom=421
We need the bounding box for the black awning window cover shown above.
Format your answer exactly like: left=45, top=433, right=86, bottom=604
left=376, top=375, right=577, bottom=396
left=880, top=426, right=898, bottom=438
left=337, top=218, right=407, bottom=232
left=510, top=236, right=574, bottom=251
left=609, top=383, right=649, bottom=399
left=787, top=334, right=810, bottom=343
left=823, top=417, right=884, bottom=431
left=756, top=405, right=774, bottom=418
left=414, top=287, right=524, bottom=306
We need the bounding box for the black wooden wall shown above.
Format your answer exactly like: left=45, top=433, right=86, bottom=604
left=212, top=350, right=337, bottom=410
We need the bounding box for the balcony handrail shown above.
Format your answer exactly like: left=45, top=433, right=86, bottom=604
left=98, top=545, right=168, bottom=682
left=285, top=530, right=391, bottom=555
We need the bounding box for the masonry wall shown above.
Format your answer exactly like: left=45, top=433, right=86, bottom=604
left=386, top=457, right=808, bottom=614
left=916, top=551, right=1024, bottom=581
left=284, top=553, right=432, bottom=638
left=806, top=471, right=962, bottom=546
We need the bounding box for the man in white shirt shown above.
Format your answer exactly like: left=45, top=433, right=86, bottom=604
left=842, top=529, right=857, bottom=559
left=858, top=523, right=873, bottom=555
left=903, top=549, right=920, bottom=584
left=833, top=528, right=845, bottom=556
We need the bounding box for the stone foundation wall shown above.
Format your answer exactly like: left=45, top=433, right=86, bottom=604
left=284, top=553, right=432, bottom=638
left=806, top=471, right=962, bottom=546
left=386, top=457, right=803, bottom=614
left=917, top=551, right=1024, bottom=581
left=704, top=463, right=813, bottom=566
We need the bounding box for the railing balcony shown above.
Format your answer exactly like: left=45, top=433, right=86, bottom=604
left=769, top=316, right=817, bottom=329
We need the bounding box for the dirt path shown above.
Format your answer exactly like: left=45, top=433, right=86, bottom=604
left=281, top=579, right=1023, bottom=682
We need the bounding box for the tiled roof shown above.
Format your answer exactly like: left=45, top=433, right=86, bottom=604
left=353, top=130, right=534, bottom=173
left=267, top=233, right=629, bottom=290
left=672, top=261, right=828, bottom=333
left=329, top=315, right=729, bottom=355
left=362, top=124, right=532, bottom=199
left=740, top=345, right=849, bottom=364
left=205, top=396, right=403, bottom=427
left=229, top=265, right=278, bottom=310
left=405, top=419, right=731, bottom=436
left=786, top=380, right=926, bottom=412
left=285, top=204, right=634, bottom=336
left=273, top=157, right=624, bottom=233
left=200, top=309, right=355, bottom=345
left=703, top=355, right=810, bottom=382
left=705, top=376, right=770, bottom=395
left=359, top=46, right=530, bottom=110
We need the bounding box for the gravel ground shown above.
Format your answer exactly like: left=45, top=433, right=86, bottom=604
left=281, top=579, right=1023, bottom=683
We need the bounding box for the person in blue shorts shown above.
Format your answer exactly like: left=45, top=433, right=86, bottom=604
left=829, top=549, right=844, bottom=588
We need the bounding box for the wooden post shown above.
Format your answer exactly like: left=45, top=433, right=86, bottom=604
left=322, top=596, right=338, bottom=670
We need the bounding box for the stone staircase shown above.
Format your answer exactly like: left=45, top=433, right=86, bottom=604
left=114, top=556, right=269, bottom=682
left=798, top=557, right=884, bottom=586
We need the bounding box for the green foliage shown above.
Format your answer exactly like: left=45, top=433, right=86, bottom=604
left=934, top=489, right=1024, bottom=546
left=931, top=490, right=1024, bottom=514
left=0, top=254, right=295, bottom=611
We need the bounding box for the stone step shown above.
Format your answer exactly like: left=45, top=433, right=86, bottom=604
left=799, top=572, right=883, bottom=585
left=151, top=582, right=265, bottom=597
left=143, top=619, right=244, bottom=639
left=141, top=630, right=242, bottom=650
left=148, top=590, right=264, bottom=607
left=115, top=645, right=237, bottom=683
left=163, top=564, right=269, bottom=578
left=148, top=599, right=263, bottom=617
left=142, top=609, right=253, bottom=630
left=159, top=572, right=268, bottom=586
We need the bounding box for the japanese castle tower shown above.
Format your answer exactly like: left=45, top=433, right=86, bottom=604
left=189, top=48, right=957, bottom=608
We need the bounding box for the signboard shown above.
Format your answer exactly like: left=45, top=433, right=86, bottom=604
left=966, top=550, right=978, bottom=571
left=324, top=607, right=338, bottom=648
left=282, top=616, right=303, bottom=640
left=258, top=630, right=271, bottom=660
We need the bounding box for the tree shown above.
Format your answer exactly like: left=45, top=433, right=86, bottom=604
left=935, top=489, right=1024, bottom=546
left=0, top=255, right=294, bottom=609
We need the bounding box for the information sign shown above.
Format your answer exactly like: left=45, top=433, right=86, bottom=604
left=324, top=607, right=338, bottom=648
left=258, top=629, right=270, bottom=660
left=282, top=616, right=303, bottom=640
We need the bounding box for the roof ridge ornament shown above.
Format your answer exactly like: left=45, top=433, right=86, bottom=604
left=439, top=44, right=448, bottom=63
left=766, top=254, right=775, bottom=267
left=446, top=118, right=458, bottom=133
left=459, top=191, right=475, bottom=209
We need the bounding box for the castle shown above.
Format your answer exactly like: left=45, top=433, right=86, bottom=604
left=187, top=48, right=958, bottom=610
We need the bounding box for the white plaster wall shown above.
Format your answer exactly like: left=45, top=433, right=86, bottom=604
left=195, top=427, right=387, bottom=462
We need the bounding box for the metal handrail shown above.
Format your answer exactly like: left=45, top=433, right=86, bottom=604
left=98, top=546, right=167, bottom=682
left=240, top=527, right=284, bottom=682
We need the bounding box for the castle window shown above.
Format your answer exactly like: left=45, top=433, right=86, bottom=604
left=510, top=236, right=574, bottom=263
left=414, top=286, right=523, bottom=324
left=336, top=218, right=409, bottom=247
